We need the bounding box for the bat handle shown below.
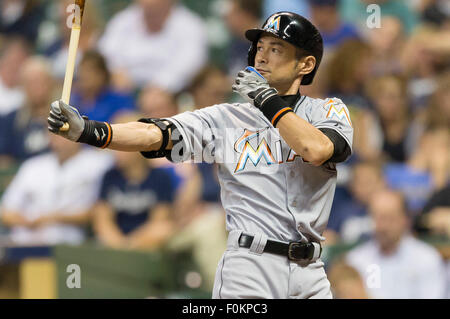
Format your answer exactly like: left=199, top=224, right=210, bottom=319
left=60, top=123, right=70, bottom=132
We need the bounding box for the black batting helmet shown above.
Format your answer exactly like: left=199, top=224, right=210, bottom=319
left=245, top=12, right=324, bottom=85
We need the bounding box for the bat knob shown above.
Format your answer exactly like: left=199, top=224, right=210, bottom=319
left=60, top=123, right=70, bottom=132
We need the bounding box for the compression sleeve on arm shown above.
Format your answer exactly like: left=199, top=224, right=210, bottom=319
left=319, top=128, right=351, bottom=163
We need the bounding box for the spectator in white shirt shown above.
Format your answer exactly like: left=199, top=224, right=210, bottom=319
left=346, top=189, right=447, bottom=299
left=0, top=37, right=29, bottom=116
left=0, top=134, right=113, bottom=246
left=98, top=0, right=208, bottom=94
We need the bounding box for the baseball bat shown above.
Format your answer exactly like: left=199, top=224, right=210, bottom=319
left=60, top=0, right=86, bottom=132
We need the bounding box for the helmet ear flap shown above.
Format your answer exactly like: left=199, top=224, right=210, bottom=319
left=247, top=41, right=257, bottom=67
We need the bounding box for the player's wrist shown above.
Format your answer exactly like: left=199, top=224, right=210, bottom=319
left=258, top=93, right=294, bottom=127
left=77, top=119, right=113, bottom=149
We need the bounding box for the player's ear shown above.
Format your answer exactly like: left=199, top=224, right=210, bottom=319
left=296, top=55, right=316, bottom=78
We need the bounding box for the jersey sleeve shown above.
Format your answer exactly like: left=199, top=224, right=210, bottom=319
left=165, top=106, right=219, bottom=164
left=310, top=98, right=354, bottom=155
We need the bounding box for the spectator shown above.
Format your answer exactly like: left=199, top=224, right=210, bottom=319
left=182, top=65, right=231, bottom=111
left=417, top=184, right=450, bottom=238
left=346, top=189, right=447, bottom=299
left=384, top=128, right=449, bottom=215
left=401, top=23, right=450, bottom=110
left=421, top=0, right=450, bottom=27
left=98, top=0, right=208, bottom=93
left=356, top=75, right=413, bottom=162
left=138, top=86, right=179, bottom=118
left=71, top=50, right=136, bottom=123
left=224, top=0, right=262, bottom=78
left=326, top=161, right=385, bottom=244
left=0, top=0, right=46, bottom=45
left=309, top=0, right=360, bottom=49
left=44, top=0, right=104, bottom=79
left=92, top=112, right=177, bottom=251
left=0, top=37, right=30, bottom=116
left=0, top=56, right=56, bottom=163
left=366, top=16, right=406, bottom=76
left=327, top=259, right=370, bottom=299
left=0, top=134, right=113, bottom=246
left=324, top=40, right=373, bottom=110
left=417, top=71, right=450, bottom=132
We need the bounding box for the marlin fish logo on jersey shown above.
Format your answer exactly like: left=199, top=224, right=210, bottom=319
left=234, top=129, right=276, bottom=173
left=324, top=99, right=352, bottom=127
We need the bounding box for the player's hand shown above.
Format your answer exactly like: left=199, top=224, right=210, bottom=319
left=47, top=100, right=85, bottom=142
left=232, top=66, right=278, bottom=108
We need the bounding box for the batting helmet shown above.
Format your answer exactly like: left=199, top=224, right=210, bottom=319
left=245, top=12, right=324, bottom=85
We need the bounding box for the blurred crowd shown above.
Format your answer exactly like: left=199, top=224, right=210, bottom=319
left=0, top=0, right=449, bottom=298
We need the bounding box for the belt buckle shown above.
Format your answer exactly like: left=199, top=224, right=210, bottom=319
left=288, top=242, right=308, bottom=262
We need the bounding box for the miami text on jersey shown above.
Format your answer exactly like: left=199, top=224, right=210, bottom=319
left=234, top=129, right=302, bottom=173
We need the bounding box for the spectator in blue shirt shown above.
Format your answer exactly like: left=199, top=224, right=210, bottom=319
left=326, top=161, right=386, bottom=244
left=309, top=0, right=359, bottom=49
left=92, top=112, right=179, bottom=251
left=384, top=128, right=449, bottom=216
left=71, top=50, right=136, bottom=123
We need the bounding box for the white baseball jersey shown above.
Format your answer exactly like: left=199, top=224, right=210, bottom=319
left=167, top=96, right=353, bottom=243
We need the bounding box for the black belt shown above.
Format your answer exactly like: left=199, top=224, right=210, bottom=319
left=238, top=234, right=321, bottom=262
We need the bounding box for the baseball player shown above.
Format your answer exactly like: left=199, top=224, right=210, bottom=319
left=47, top=12, right=353, bottom=299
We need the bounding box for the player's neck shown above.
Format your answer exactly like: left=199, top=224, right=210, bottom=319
left=277, top=77, right=302, bottom=96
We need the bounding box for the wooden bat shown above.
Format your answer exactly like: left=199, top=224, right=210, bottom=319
left=60, top=0, right=86, bottom=131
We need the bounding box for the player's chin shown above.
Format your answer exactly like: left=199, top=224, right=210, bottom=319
left=262, top=73, right=273, bottom=84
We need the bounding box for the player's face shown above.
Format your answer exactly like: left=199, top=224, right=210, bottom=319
left=254, top=34, right=314, bottom=94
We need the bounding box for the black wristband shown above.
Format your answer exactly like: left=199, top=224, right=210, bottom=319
left=77, top=119, right=113, bottom=149
left=259, top=94, right=294, bottom=127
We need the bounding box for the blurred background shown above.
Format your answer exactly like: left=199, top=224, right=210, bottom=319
left=0, top=0, right=448, bottom=299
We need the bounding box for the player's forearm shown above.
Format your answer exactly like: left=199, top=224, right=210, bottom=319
left=108, top=122, right=165, bottom=152
left=276, top=112, right=334, bottom=166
